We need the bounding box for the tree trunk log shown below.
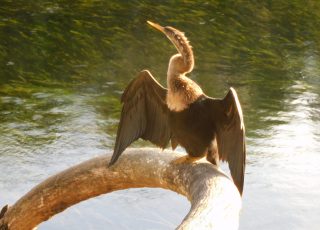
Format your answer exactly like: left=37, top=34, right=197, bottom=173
left=0, top=148, right=241, bottom=230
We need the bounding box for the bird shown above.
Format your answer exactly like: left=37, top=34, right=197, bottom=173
left=108, top=21, right=246, bottom=195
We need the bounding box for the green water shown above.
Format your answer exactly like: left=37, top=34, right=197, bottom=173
left=1, top=1, right=320, bottom=229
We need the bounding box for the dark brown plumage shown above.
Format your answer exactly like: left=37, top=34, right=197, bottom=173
left=109, top=21, right=246, bottom=195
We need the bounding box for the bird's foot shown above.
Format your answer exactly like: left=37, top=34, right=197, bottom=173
left=172, top=155, right=202, bottom=165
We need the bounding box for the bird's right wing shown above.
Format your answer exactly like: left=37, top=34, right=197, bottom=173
left=208, top=88, right=246, bottom=195
left=108, top=70, right=171, bottom=166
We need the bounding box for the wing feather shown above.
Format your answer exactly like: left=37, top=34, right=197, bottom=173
left=108, top=70, right=171, bottom=166
left=210, top=87, right=246, bottom=195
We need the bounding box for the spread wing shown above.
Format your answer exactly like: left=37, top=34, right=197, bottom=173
left=108, top=70, right=171, bottom=166
left=209, top=87, right=246, bottom=195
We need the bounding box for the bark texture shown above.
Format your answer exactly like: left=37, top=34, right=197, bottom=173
left=0, top=148, right=241, bottom=230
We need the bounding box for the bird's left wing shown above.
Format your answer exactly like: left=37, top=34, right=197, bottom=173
left=209, top=88, right=246, bottom=195
left=108, top=70, right=171, bottom=166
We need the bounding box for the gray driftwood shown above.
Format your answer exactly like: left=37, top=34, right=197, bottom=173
left=0, top=148, right=242, bottom=230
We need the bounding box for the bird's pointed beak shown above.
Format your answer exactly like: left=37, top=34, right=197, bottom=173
left=147, top=21, right=165, bottom=33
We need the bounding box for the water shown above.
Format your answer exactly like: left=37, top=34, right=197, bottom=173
left=1, top=1, right=320, bottom=229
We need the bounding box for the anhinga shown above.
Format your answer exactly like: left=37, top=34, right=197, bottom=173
left=109, top=21, right=246, bottom=195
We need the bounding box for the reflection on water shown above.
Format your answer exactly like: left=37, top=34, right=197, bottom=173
left=40, top=189, right=189, bottom=230
left=1, top=1, right=320, bottom=229
left=242, top=80, right=320, bottom=229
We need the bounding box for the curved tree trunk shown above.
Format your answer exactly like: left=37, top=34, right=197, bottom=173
left=0, top=148, right=241, bottom=230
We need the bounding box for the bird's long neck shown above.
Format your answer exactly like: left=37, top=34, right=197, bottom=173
left=170, top=30, right=194, bottom=74
left=165, top=27, right=194, bottom=74
left=165, top=34, right=203, bottom=111
left=166, top=28, right=194, bottom=89
left=167, top=54, right=190, bottom=86
left=146, top=21, right=194, bottom=87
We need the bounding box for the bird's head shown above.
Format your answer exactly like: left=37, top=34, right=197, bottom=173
left=147, top=21, right=194, bottom=74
